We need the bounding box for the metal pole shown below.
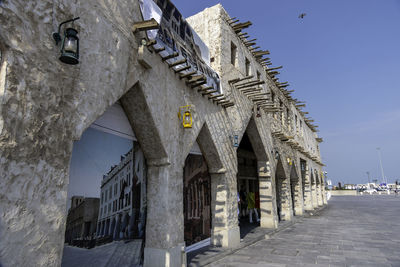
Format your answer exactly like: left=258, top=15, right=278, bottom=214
left=376, top=147, right=387, bottom=185
left=367, top=171, right=370, bottom=188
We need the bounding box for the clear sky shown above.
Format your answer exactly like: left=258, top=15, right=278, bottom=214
left=170, top=0, right=400, bottom=185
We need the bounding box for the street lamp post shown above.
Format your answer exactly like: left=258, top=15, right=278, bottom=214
left=376, top=147, right=387, bottom=185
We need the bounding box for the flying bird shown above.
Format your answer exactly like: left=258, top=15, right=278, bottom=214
left=298, top=13, right=306, bottom=19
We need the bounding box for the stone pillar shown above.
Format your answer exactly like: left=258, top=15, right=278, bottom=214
left=143, top=160, right=186, bottom=267
left=292, top=178, right=304, bottom=216
left=280, top=178, right=293, bottom=221
left=258, top=161, right=278, bottom=228
left=317, top=181, right=324, bottom=206
left=322, top=180, right=328, bottom=205
left=311, top=182, right=318, bottom=209
left=303, top=165, right=314, bottom=211
left=209, top=170, right=240, bottom=248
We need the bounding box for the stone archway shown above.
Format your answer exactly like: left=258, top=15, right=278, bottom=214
left=192, top=122, right=238, bottom=249
left=238, top=117, right=277, bottom=229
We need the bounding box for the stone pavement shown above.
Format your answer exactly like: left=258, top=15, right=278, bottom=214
left=201, top=195, right=400, bottom=267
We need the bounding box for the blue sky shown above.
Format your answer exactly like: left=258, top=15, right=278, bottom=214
left=171, top=0, right=400, bottom=185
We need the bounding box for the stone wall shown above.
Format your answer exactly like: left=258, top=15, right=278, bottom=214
left=0, top=1, right=326, bottom=266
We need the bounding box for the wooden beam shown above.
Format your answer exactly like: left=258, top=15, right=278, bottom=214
left=197, top=86, right=213, bottom=92
left=168, top=58, right=187, bottom=68
left=154, top=47, right=165, bottom=53
left=146, top=39, right=157, bottom=46
left=222, top=103, right=235, bottom=108
left=202, top=89, right=217, bottom=96
left=240, top=87, right=262, bottom=94
left=191, top=80, right=207, bottom=89
left=236, top=80, right=265, bottom=89
left=161, top=52, right=179, bottom=61
left=208, top=94, right=224, bottom=99
left=179, top=71, right=197, bottom=79
left=174, top=65, right=191, bottom=73
left=187, top=74, right=206, bottom=83
left=132, top=18, right=159, bottom=33
left=266, top=66, right=283, bottom=71
left=228, top=75, right=253, bottom=84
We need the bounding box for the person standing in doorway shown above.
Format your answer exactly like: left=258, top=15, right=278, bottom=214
left=246, top=191, right=260, bottom=223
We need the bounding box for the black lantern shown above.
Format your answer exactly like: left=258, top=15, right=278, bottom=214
left=53, top=17, right=80, bottom=65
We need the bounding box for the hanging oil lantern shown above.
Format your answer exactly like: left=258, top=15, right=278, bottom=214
left=178, top=105, right=194, bottom=128
left=52, top=17, right=80, bottom=65
left=256, top=106, right=261, bottom=117
left=233, top=135, right=239, bottom=147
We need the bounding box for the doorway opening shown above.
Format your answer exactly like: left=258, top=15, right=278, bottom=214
left=237, top=132, right=260, bottom=237
left=183, top=142, right=212, bottom=251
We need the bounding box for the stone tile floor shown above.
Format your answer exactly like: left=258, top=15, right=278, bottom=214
left=207, top=195, right=400, bottom=267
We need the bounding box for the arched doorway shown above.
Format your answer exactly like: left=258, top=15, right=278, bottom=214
left=183, top=141, right=212, bottom=249
left=237, top=132, right=260, bottom=236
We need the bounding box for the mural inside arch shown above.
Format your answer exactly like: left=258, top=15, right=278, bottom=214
left=64, top=102, right=147, bottom=249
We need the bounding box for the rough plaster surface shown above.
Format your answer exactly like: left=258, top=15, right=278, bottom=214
left=0, top=1, right=325, bottom=266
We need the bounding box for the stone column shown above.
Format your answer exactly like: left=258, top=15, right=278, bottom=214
left=144, top=159, right=186, bottom=267
left=280, top=178, right=293, bottom=221
left=209, top=169, right=240, bottom=248
left=292, top=178, right=304, bottom=216
left=258, top=161, right=278, bottom=228
left=322, top=180, right=328, bottom=205
left=317, top=179, right=324, bottom=206
left=303, top=165, right=314, bottom=211
left=311, top=181, right=318, bottom=209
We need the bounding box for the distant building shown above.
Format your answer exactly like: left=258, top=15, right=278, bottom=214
left=65, top=197, right=100, bottom=245
left=97, top=143, right=147, bottom=241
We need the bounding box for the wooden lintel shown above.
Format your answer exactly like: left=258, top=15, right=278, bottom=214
left=191, top=80, right=207, bottom=88
left=187, top=74, right=206, bottom=83
left=223, top=103, right=235, bottom=108
left=147, top=39, right=157, bottom=46
left=132, top=18, right=159, bottom=33
left=229, top=75, right=253, bottom=84
left=267, top=66, right=283, bottom=71
left=174, top=65, right=191, bottom=73
left=236, top=80, right=265, bottom=89
left=241, top=87, right=262, bottom=94
left=202, top=89, right=217, bottom=96
left=228, top=19, right=239, bottom=25
left=197, top=86, right=213, bottom=92
left=208, top=94, right=224, bottom=99
left=154, top=47, right=165, bottom=53
left=168, top=58, right=187, bottom=68
left=245, top=42, right=256, bottom=47
left=249, top=46, right=260, bottom=51
left=179, top=71, right=197, bottom=79
left=162, top=52, right=179, bottom=61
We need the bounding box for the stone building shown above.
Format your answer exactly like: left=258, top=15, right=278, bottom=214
left=64, top=196, right=100, bottom=245
left=97, top=144, right=147, bottom=241
left=0, top=1, right=326, bottom=267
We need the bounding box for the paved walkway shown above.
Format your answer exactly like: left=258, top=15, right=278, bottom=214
left=207, top=195, right=400, bottom=267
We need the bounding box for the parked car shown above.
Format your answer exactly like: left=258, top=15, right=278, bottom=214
left=364, top=188, right=377, bottom=194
